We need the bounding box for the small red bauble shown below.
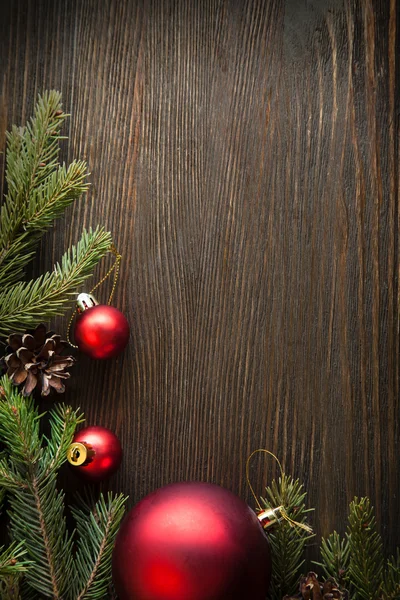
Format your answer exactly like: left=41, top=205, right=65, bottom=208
left=74, top=293, right=129, bottom=360
left=67, top=425, right=122, bottom=483
left=112, top=482, right=271, bottom=600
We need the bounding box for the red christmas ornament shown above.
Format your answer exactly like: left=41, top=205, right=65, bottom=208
left=67, top=425, right=122, bottom=483
left=112, top=482, right=271, bottom=600
left=74, top=293, right=129, bottom=359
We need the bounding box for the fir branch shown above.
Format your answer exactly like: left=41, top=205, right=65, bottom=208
left=1, top=91, right=69, bottom=275
left=0, top=379, right=79, bottom=599
left=9, top=475, right=74, bottom=599
left=0, top=541, right=31, bottom=600
left=0, top=379, right=42, bottom=468
left=71, top=493, right=127, bottom=600
left=0, top=461, right=28, bottom=492
left=383, top=550, right=400, bottom=599
left=261, top=474, right=314, bottom=600
left=0, top=160, right=89, bottom=288
left=314, top=531, right=350, bottom=587
left=347, top=497, right=384, bottom=600
left=0, top=226, right=112, bottom=337
left=42, top=403, right=84, bottom=475
left=0, top=542, right=30, bottom=579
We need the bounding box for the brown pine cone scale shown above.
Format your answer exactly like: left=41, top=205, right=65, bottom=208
left=3, top=324, right=75, bottom=397
left=283, top=572, right=349, bottom=600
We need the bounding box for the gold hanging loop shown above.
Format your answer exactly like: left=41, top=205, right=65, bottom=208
left=66, top=245, right=122, bottom=348
left=246, top=449, right=313, bottom=534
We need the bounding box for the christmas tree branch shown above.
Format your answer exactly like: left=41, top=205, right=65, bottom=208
left=383, top=550, right=400, bottom=599
left=0, top=462, right=28, bottom=492
left=314, top=531, right=350, bottom=587
left=29, top=475, right=68, bottom=599
left=0, top=160, right=89, bottom=288
left=1, top=91, right=69, bottom=277
left=261, top=474, right=314, bottom=600
left=43, top=403, right=84, bottom=476
left=0, top=541, right=31, bottom=600
left=347, top=497, right=384, bottom=600
left=0, top=384, right=42, bottom=467
left=0, top=226, right=112, bottom=337
left=72, top=493, right=127, bottom=600
left=0, top=377, right=81, bottom=599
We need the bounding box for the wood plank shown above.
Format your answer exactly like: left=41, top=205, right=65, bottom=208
left=0, top=0, right=398, bottom=559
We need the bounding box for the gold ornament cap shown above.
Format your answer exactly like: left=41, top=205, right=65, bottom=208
left=257, top=506, right=284, bottom=529
left=67, top=442, right=95, bottom=466
left=76, top=293, right=99, bottom=313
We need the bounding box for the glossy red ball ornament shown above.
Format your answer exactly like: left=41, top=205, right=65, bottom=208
left=112, top=482, right=271, bottom=600
left=67, top=425, right=122, bottom=483
left=74, top=293, right=129, bottom=359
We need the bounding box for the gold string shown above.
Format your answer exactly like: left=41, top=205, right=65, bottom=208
left=246, top=448, right=313, bottom=534
left=66, top=245, right=122, bottom=348
left=280, top=506, right=313, bottom=533
left=246, top=449, right=284, bottom=512
left=89, top=244, right=121, bottom=304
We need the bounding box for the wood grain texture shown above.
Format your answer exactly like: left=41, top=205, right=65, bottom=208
left=1, top=0, right=399, bottom=559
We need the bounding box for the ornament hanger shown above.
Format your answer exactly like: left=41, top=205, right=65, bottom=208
left=246, top=448, right=313, bottom=534
left=67, top=244, right=122, bottom=348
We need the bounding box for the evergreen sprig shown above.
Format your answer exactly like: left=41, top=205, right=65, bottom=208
left=0, top=226, right=111, bottom=337
left=1, top=90, right=72, bottom=285
left=261, top=474, right=314, bottom=600
left=0, top=377, right=127, bottom=599
left=71, top=493, right=128, bottom=600
left=9, top=473, right=75, bottom=599
left=0, top=90, right=112, bottom=338
left=347, top=497, right=384, bottom=599
left=314, top=530, right=350, bottom=587
left=0, top=541, right=31, bottom=600
left=0, top=377, right=82, bottom=599
left=314, top=498, right=400, bottom=599
left=383, top=550, right=400, bottom=599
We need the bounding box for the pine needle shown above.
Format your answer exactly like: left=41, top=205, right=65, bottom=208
left=314, top=530, right=350, bottom=587
left=0, top=160, right=89, bottom=288
left=71, top=493, right=127, bottom=600
left=383, top=549, right=400, bottom=599
left=0, top=377, right=83, bottom=599
left=347, top=497, right=384, bottom=600
left=0, top=541, right=31, bottom=600
left=0, top=90, right=110, bottom=336
left=0, top=541, right=30, bottom=578
left=261, top=474, right=314, bottom=600
left=0, top=91, right=73, bottom=282
left=0, top=226, right=112, bottom=336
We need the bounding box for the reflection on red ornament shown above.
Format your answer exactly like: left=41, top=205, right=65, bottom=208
left=112, top=482, right=271, bottom=600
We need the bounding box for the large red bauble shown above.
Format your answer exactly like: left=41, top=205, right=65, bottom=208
left=112, top=482, right=271, bottom=600
left=74, top=304, right=129, bottom=359
left=70, top=426, right=122, bottom=483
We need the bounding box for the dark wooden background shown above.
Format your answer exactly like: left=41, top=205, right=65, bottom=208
left=1, top=0, right=399, bottom=561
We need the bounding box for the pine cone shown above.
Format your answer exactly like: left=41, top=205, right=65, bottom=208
left=284, top=573, right=348, bottom=600
left=3, top=324, right=76, bottom=397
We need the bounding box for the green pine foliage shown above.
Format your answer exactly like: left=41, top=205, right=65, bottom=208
left=314, top=498, right=400, bottom=599
left=261, top=474, right=314, bottom=600
left=71, top=493, right=127, bottom=600
left=0, top=541, right=31, bottom=598
left=314, top=531, right=350, bottom=587
left=0, top=90, right=112, bottom=336
left=0, top=376, right=128, bottom=599
left=383, top=550, right=400, bottom=599
left=347, top=497, right=384, bottom=599
left=0, top=226, right=112, bottom=337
